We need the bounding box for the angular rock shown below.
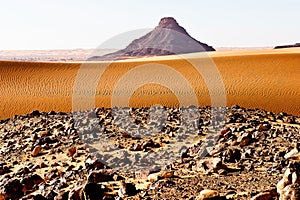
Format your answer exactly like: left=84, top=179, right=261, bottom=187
left=85, top=158, right=105, bottom=170
left=148, top=173, right=159, bottom=183
left=68, top=146, right=77, bottom=157
left=258, top=124, right=271, bottom=132
left=237, top=132, right=252, bottom=147
left=193, top=157, right=224, bottom=173
left=277, top=161, right=300, bottom=199
left=21, top=174, right=44, bottom=191
left=222, top=148, right=241, bottom=163
left=159, top=170, right=174, bottom=179
left=80, top=182, right=104, bottom=200
left=0, top=179, right=23, bottom=200
left=87, top=170, right=114, bottom=183
left=118, top=182, right=137, bottom=198
left=33, top=194, right=47, bottom=200
left=68, top=187, right=82, bottom=200
left=54, top=191, right=69, bottom=200
left=32, top=145, right=41, bottom=157
left=284, top=148, right=298, bottom=159
left=279, top=183, right=300, bottom=200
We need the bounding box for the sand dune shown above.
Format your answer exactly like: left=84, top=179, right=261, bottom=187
left=0, top=48, right=299, bottom=119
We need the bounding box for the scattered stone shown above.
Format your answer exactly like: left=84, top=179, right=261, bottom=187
left=21, top=174, right=44, bottom=191
left=85, top=158, right=105, bottom=170
left=80, top=182, right=104, bottom=200
left=87, top=170, right=114, bottom=183
left=147, top=173, right=159, bottom=183
left=33, top=194, right=47, bottom=200
left=250, top=189, right=277, bottom=200
left=284, top=148, right=299, bottom=159
left=30, top=110, right=41, bottom=117
left=0, top=106, right=299, bottom=199
left=196, top=189, right=219, bottom=200
left=277, top=161, right=300, bottom=200
left=279, top=183, right=300, bottom=200
left=258, top=124, right=271, bottom=131
left=118, top=182, right=137, bottom=198
left=0, top=179, right=23, bottom=200
left=68, top=146, right=77, bottom=157
left=54, top=190, right=69, bottom=200
left=194, top=157, right=224, bottom=173
left=159, top=170, right=174, bottom=179
left=68, top=187, right=82, bottom=200
left=40, top=130, right=49, bottom=137
left=237, top=132, right=252, bottom=147
left=32, top=145, right=41, bottom=157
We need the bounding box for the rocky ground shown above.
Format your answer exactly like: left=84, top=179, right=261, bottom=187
left=0, top=105, right=299, bottom=200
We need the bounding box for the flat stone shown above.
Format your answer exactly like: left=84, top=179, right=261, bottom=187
left=250, top=189, right=277, bottom=200
left=196, top=189, right=219, bottom=200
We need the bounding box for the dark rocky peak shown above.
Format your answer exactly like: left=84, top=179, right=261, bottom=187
left=88, top=17, right=215, bottom=61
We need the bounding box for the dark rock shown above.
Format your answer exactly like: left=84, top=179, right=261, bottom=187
left=85, top=158, right=105, bottom=170
left=33, top=194, right=47, bottom=200
left=69, top=187, right=82, bottom=200
left=0, top=179, right=23, bottom=200
left=68, top=146, right=77, bottom=157
left=80, top=182, right=104, bottom=200
left=87, top=170, right=114, bottom=183
left=0, top=166, right=11, bottom=175
left=48, top=111, right=56, bottom=115
left=258, top=124, right=271, bottom=132
left=118, top=182, right=137, bottom=198
left=237, top=132, right=252, bottom=147
left=274, top=43, right=300, bottom=49
left=44, top=190, right=58, bottom=200
left=222, top=148, right=241, bottom=163
left=54, top=191, right=69, bottom=200
left=21, top=174, right=44, bottom=191
left=30, top=110, right=41, bottom=117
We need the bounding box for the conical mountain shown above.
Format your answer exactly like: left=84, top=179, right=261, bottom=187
left=89, top=17, right=215, bottom=60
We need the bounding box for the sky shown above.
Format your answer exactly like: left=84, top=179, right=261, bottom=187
left=0, top=0, right=299, bottom=50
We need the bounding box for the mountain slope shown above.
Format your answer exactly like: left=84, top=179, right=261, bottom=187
left=89, top=17, right=215, bottom=60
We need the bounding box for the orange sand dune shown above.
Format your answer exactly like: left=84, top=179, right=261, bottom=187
left=0, top=48, right=299, bottom=119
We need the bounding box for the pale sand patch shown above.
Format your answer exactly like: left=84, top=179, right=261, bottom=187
left=0, top=48, right=299, bottom=119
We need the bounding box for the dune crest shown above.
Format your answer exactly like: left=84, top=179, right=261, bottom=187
left=0, top=48, right=299, bottom=119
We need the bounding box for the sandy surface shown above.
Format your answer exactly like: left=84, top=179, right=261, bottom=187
left=0, top=48, right=299, bottom=119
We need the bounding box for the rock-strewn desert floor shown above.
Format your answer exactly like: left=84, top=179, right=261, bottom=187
left=0, top=106, right=299, bottom=199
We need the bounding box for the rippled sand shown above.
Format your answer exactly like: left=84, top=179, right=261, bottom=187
left=0, top=48, right=299, bottom=119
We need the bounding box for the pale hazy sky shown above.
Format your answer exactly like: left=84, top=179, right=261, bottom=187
left=0, top=0, right=299, bottom=50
